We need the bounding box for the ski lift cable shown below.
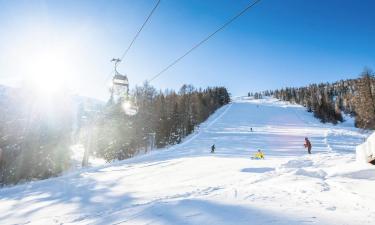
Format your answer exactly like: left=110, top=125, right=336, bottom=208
left=148, top=0, right=262, bottom=83
left=119, top=0, right=161, bottom=63
left=104, top=0, right=161, bottom=83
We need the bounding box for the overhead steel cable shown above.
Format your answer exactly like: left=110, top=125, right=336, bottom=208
left=105, top=0, right=161, bottom=83
left=119, top=0, right=161, bottom=63
left=148, top=0, right=262, bottom=83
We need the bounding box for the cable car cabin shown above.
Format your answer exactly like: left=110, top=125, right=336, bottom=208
left=112, top=74, right=129, bottom=97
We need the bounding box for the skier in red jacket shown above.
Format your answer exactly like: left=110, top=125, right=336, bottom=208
left=304, top=137, right=312, bottom=154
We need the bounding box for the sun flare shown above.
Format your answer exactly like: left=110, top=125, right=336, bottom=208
left=25, top=47, right=72, bottom=95
left=5, top=24, right=84, bottom=96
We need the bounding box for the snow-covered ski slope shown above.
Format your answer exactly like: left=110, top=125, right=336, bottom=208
left=1, top=97, right=374, bottom=225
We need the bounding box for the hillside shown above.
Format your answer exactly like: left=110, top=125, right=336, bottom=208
left=0, top=97, right=374, bottom=225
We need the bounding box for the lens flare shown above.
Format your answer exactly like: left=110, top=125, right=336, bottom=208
left=122, top=101, right=138, bottom=116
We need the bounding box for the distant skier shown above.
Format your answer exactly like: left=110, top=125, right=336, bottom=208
left=211, top=144, right=215, bottom=153
left=251, top=149, right=264, bottom=160
left=250, top=128, right=253, bottom=132
left=304, top=137, right=312, bottom=154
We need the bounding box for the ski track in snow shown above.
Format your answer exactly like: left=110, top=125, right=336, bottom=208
left=1, top=97, right=374, bottom=225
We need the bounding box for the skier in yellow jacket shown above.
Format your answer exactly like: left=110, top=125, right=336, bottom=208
left=252, top=149, right=264, bottom=160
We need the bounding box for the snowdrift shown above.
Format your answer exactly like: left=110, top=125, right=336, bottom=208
left=356, top=132, right=375, bottom=164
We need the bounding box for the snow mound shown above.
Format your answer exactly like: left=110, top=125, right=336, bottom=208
left=356, top=132, right=375, bottom=164
left=282, top=159, right=314, bottom=168
left=339, top=169, right=375, bottom=180
left=295, top=168, right=327, bottom=179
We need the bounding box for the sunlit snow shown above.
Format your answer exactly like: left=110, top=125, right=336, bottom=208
left=0, top=97, right=374, bottom=225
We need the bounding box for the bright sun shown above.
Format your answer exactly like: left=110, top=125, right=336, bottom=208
left=26, top=48, right=72, bottom=95
left=9, top=24, right=82, bottom=96
left=5, top=22, right=102, bottom=99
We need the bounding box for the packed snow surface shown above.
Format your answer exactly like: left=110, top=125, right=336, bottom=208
left=1, top=97, right=374, bottom=225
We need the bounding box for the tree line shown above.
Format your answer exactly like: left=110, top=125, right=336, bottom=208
left=87, top=83, right=230, bottom=162
left=249, top=69, right=375, bottom=128
left=0, top=88, right=72, bottom=186
left=0, top=83, right=230, bottom=185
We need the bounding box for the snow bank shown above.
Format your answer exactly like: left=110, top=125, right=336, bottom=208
left=356, top=132, right=375, bottom=164
left=295, top=168, right=327, bottom=179
left=282, top=159, right=314, bottom=168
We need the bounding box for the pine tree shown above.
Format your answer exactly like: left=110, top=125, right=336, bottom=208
left=354, top=69, right=375, bottom=129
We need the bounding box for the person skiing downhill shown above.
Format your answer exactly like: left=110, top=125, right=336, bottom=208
left=304, top=137, right=312, bottom=154
left=211, top=144, right=215, bottom=153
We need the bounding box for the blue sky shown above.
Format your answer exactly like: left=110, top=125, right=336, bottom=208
left=0, top=0, right=374, bottom=100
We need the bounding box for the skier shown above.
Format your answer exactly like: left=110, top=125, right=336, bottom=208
left=250, top=127, right=253, bottom=132
left=211, top=144, right=215, bottom=153
left=252, top=149, right=264, bottom=160
left=304, top=137, right=312, bottom=154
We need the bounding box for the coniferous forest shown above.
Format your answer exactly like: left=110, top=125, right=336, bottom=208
left=91, top=83, right=230, bottom=162
left=0, top=83, right=230, bottom=185
left=250, top=69, right=375, bottom=129
left=0, top=88, right=73, bottom=185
